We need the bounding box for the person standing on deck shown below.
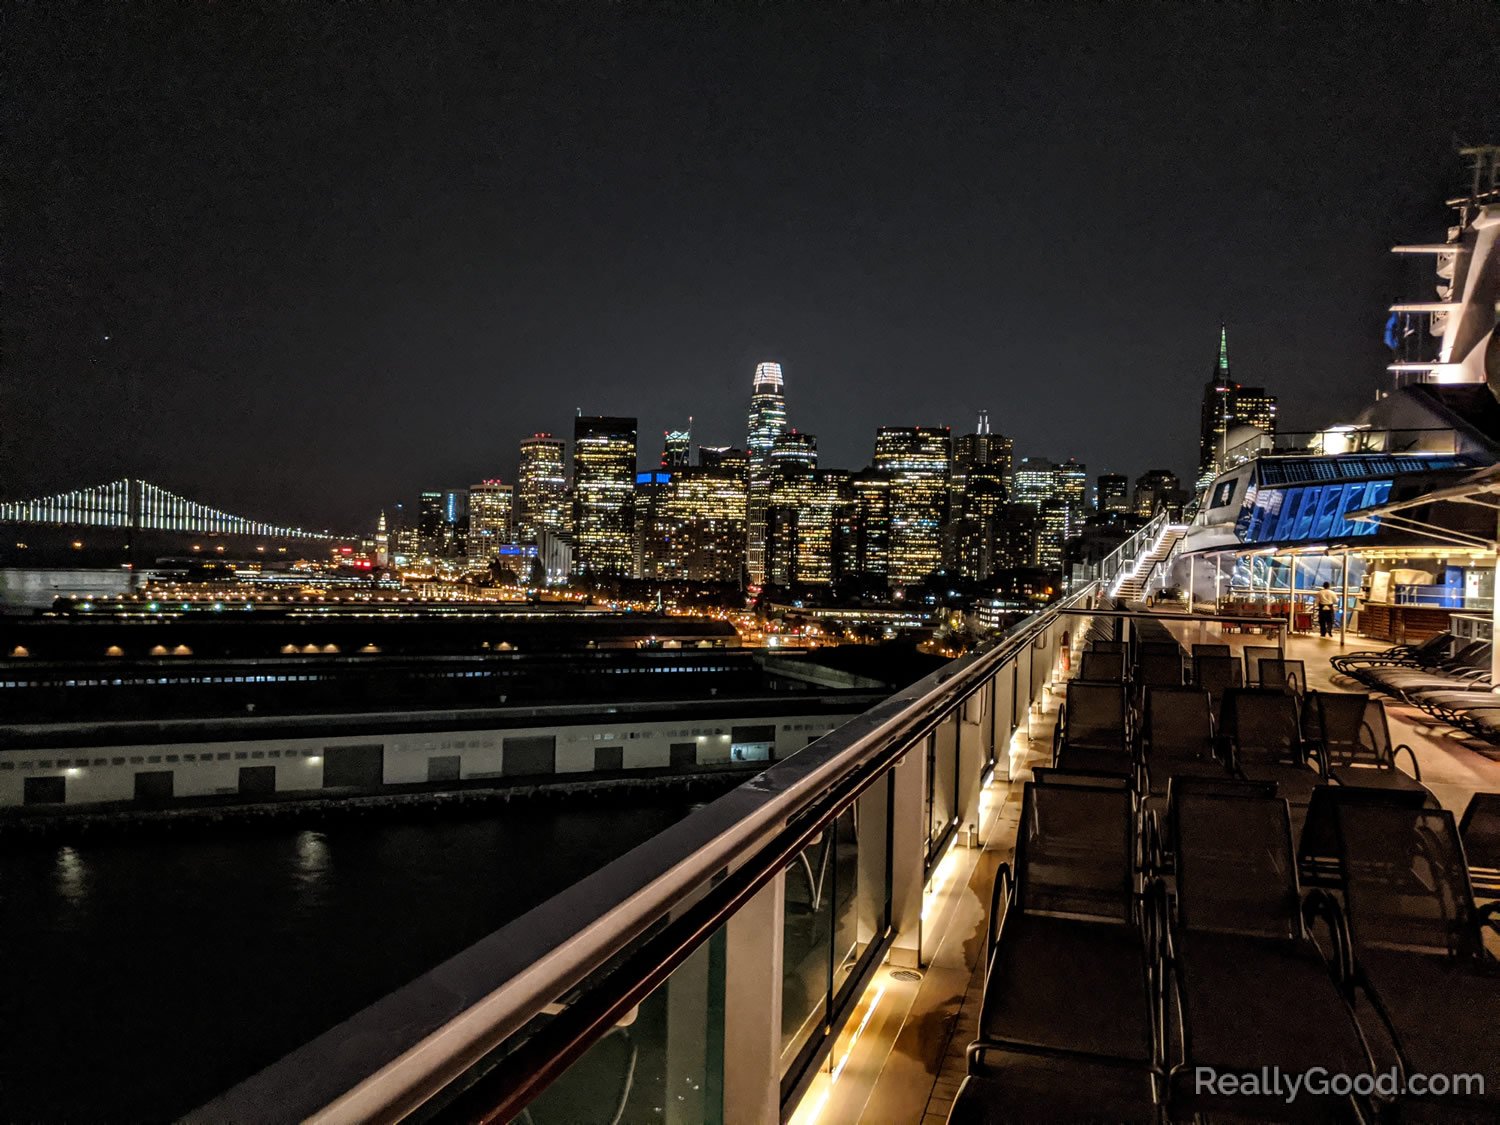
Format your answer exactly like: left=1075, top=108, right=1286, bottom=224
left=1316, top=582, right=1337, bottom=637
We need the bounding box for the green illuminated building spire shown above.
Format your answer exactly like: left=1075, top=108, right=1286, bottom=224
left=1217, top=323, right=1230, bottom=379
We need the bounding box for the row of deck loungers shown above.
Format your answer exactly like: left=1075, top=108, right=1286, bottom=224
left=948, top=622, right=1500, bottom=1124
left=1333, top=633, right=1500, bottom=743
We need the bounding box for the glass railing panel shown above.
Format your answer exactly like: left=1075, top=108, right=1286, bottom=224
left=781, top=830, right=834, bottom=1073
left=925, top=719, right=958, bottom=867
left=851, top=771, right=892, bottom=992
left=524, top=928, right=725, bottom=1125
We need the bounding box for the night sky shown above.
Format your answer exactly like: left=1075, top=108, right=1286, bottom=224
left=5, top=3, right=1498, bottom=532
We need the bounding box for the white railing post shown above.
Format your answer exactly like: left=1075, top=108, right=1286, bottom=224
left=957, top=693, right=985, bottom=835
left=888, top=746, right=926, bottom=967
left=723, top=872, right=785, bottom=1125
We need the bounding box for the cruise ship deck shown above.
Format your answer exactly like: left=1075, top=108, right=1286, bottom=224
left=837, top=621, right=1500, bottom=1125
left=194, top=519, right=1500, bottom=1124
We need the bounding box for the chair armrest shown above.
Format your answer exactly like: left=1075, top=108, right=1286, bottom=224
left=1392, top=743, right=1422, bottom=780
left=1302, top=739, right=1330, bottom=779
left=986, top=861, right=1013, bottom=971
left=1051, top=708, right=1065, bottom=767
left=1302, top=887, right=1354, bottom=991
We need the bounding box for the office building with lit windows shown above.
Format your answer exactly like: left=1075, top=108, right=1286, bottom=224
left=1134, top=468, right=1186, bottom=518
left=653, top=467, right=748, bottom=583
left=571, top=416, right=637, bottom=577
left=467, top=481, right=514, bottom=563
left=873, top=426, right=951, bottom=585
left=1097, top=473, right=1130, bottom=514
left=953, top=411, right=1013, bottom=506
left=745, top=361, right=789, bottom=584
left=517, top=434, right=568, bottom=544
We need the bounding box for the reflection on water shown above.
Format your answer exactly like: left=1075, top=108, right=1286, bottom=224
left=0, top=798, right=692, bottom=1121
left=53, top=845, right=87, bottom=906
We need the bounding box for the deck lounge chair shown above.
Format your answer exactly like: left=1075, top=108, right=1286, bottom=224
left=1295, top=783, right=1433, bottom=888
left=1329, top=631, right=1451, bottom=678
left=1166, top=790, right=1375, bottom=1121
left=1242, top=644, right=1282, bottom=687
left=1459, top=791, right=1500, bottom=897
left=1053, top=682, right=1133, bottom=780
left=1079, top=649, right=1126, bottom=683
left=962, top=782, right=1161, bottom=1123
left=1257, top=657, right=1307, bottom=698
left=1334, top=803, right=1500, bottom=1119
left=1140, top=687, right=1229, bottom=797
left=1303, top=692, right=1426, bottom=795
left=1218, top=688, right=1322, bottom=807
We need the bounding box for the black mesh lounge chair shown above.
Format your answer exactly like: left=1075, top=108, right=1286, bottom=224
left=1191, top=654, right=1239, bottom=724
left=1295, top=783, right=1433, bottom=888
left=1140, top=687, right=1229, bottom=797
left=1166, top=791, right=1375, bottom=1121
left=1257, top=657, right=1308, bottom=698
left=1191, top=643, right=1231, bottom=659
left=963, top=783, right=1161, bottom=1124
left=1334, top=803, right=1500, bottom=1119
left=1408, top=686, right=1500, bottom=738
left=1459, top=791, right=1500, bottom=897
left=1329, top=631, right=1451, bottom=677
left=1303, top=692, right=1426, bottom=795
left=1360, top=641, right=1491, bottom=699
left=1135, top=650, right=1184, bottom=694
left=1242, top=644, right=1282, bottom=687
left=1079, top=649, right=1126, bottom=683
left=1218, top=688, right=1322, bottom=807
left=1053, top=682, right=1133, bottom=780
left=1145, top=776, right=1276, bottom=879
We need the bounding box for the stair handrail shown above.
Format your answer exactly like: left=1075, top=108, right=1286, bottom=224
left=1099, top=510, right=1168, bottom=593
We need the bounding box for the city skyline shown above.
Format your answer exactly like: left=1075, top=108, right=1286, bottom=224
left=6, top=5, right=1498, bottom=530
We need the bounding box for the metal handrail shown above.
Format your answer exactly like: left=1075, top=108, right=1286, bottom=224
left=1097, top=510, right=1169, bottom=589
left=195, top=585, right=1098, bottom=1124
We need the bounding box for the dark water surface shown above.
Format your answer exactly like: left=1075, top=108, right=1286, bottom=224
left=0, top=797, right=693, bottom=1120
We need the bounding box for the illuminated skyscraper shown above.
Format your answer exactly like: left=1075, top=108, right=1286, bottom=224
left=1134, top=468, right=1186, bottom=518
left=874, top=426, right=951, bottom=585
left=953, top=411, right=1014, bottom=506
left=770, top=430, right=817, bottom=472
left=443, top=488, right=469, bottom=558
left=467, top=481, right=514, bottom=563
left=572, top=416, right=637, bottom=577
left=418, top=491, right=444, bottom=557
left=517, top=434, right=568, bottom=543
left=1012, top=457, right=1086, bottom=570
left=699, top=445, right=749, bottom=477
left=952, top=461, right=1008, bottom=579
left=654, top=467, right=748, bottom=582
left=845, top=469, right=892, bottom=583
left=745, top=361, right=789, bottom=583
left=662, top=422, right=692, bottom=469
left=1097, top=473, right=1130, bottom=515
left=1198, top=326, right=1277, bottom=487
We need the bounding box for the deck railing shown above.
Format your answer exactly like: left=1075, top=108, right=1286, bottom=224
left=195, top=528, right=1190, bottom=1123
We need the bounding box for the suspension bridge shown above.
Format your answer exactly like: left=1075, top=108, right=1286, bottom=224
left=0, top=479, right=338, bottom=541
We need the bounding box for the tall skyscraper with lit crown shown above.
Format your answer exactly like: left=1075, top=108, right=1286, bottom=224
left=1198, top=325, right=1277, bottom=487
left=745, top=361, right=789, bottom=583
